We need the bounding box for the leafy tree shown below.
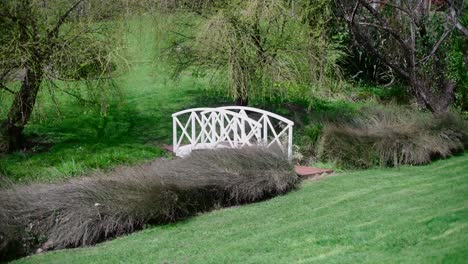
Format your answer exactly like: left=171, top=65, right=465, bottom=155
left=338, top=0, right=468, bottom=113
left=0, top=0, right=123, bottom=153
left=300, top=0, right=347, bottom=97
left=170, top=0, right=345, bottom=106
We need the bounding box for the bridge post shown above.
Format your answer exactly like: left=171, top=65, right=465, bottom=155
left=211, top=112, right=216, bottom=145
left=288, top=125, right=293, bottom=161
left=173, top=116, right=177, bottom=153
left=190, top=113, right=195, bottom=148
left=233, top=118, right=238, bottom=147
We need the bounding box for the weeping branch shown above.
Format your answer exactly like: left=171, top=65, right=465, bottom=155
left=47, top=0, right=85, bottom=39
left=0, top=83, right=15, bottom=94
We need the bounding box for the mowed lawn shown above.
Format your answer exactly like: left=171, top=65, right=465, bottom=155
left=14, top=153, right=468, bottom=264
left=0, top=15, right=214, bottom=183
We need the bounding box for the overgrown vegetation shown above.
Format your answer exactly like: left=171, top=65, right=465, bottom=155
left=318, top=106, right=467, bottom=169
left=0, top=147, right=298, bottom=261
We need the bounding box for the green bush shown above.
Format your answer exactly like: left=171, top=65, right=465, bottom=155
left=317, top=106, right=467, bottom=169
left=296, top=124, right=323, bottom=162
left=351, top=84, right=410, bottom=104
left=0, top=147, right=299, bottom=261
left=291, top=99, right=364, bottom=163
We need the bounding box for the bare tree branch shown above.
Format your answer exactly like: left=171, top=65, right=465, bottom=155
left=348, top=24, right=410, bottom=80
left=169, top=30, right=195, bottom=40
left=418, top=26, right=455, bottom=65
left=444, top=0, right=468, bottom=36
left=342, top=0, right=412, bottom=79
left=48, top=81, right=97, bottom=105
left=339, top=0, right=459, bottom=112
left=0, top=83, right=15, bottom=94
left=356, top=22, right=402, bottom=34
left=350, top=1, right=360, bottom=23
left=452, top=20, right=468, bottom=36
left=369, top=1, right=411, bottom=15
left=47, top=0, right=85, bottom=40
left=357, top=0, right=413, bottom=52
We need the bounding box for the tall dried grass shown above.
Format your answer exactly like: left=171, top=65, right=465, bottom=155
left=0, top=147, right=298, bottom=260
left=318, top=107, right=467, bottom=168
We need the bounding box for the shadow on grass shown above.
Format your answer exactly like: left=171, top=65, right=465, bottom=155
left=0, top=98, right=180, bottom=183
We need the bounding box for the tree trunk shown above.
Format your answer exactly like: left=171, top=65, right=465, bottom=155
left=0, top=67, right=43, bottom=153
left=435, top=80, right=456, bottom=113
left=234, top=64, right=249, bottom=106
left=410, top=77, right=455, bottom=113
left=235, top=96, right=249, bottom=106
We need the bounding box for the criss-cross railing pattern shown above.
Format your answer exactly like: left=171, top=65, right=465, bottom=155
left=172, top=106, right=294, bottom=160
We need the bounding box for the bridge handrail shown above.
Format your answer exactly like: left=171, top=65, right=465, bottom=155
left=216, top=106, right=294, bottom=126
left=172, top=106, right=294, bottom=161
left=198, top=108, right=263, bottom=127
left=172, top=107, right=215, bottom=118
left=172, top=108, right=263, bottom=149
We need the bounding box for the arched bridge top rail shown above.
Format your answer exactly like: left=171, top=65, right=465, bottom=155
left=199, top=108, right=263, bottom=130
left=216, top=106, right=294, bottom=126
left=199, top=108, right=260, bottom=123
left=172, top=107, right=215, bottom=118
left=172, top=106, right=294, bottom=161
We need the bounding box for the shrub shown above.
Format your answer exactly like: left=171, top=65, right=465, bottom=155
left=293, top=99, right=363, bottom=163
left=0, top=147, right=299, bottom=260
left=296, top=124, right=323, bottom=163
left=318, top=106, right=467, bottom=169
left=351, top=84, right=410, bottom=104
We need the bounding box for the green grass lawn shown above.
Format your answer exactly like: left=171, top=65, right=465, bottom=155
left=0, top=15, right=219, bottom=183
left=13, top=153, right=468, bottom=264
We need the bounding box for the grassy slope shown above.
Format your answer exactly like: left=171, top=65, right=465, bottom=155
left=0, top=15, right=210, bottom=183
left=14, top=153, right=468, bottom=264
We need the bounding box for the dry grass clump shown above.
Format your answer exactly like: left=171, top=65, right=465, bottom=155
left=0, top=147, right=298, bottom=260
left=318, top=107, right=467, bottom=169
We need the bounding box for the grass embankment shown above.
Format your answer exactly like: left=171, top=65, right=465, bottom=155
left=14, top=153, right=468, bottom=264
left=0, top=15, right=212, bottom=183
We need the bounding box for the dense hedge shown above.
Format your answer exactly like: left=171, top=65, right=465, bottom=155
left=0, top=147, right=299, bottom=261
left=318, top=107, right=467, bottom=169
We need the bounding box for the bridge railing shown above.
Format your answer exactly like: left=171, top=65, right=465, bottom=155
left=172, top=106, right=294, bottom=160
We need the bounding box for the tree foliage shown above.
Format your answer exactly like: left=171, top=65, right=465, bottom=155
left=0, top=0, right=124, bottom=153
left=170, top=0, right=345, bottom=105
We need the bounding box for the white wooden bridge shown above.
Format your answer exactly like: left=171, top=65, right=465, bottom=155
left=172, top=106, right=294, bottom=161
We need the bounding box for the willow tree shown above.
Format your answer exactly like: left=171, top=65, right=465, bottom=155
left=170, top=0, right=344, bottom=106
left=0, top=0, right=122, bottom=153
